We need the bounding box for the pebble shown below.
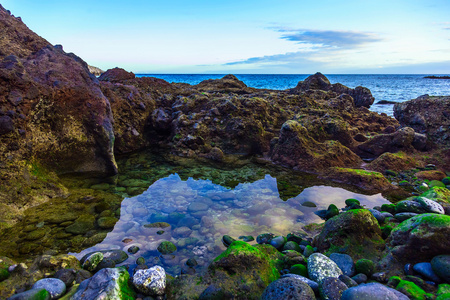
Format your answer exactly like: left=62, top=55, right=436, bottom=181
left=127, top=245, right=140, bottom=254
left=132, top=265, right=166, bottom=296
left=32, top=278, right=66, bottom=299
left=329, top=253, right=355, bottom=277
left=261, top=277, right=315, bottom=300
left=307, top=253, right=343, bottom=284
left=413, top=262, right=442, bottom=283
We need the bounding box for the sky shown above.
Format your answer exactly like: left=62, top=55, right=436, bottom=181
left=3, top=0, right=450, bottom=74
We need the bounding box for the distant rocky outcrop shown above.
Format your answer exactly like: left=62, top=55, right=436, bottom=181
left=394, top=95, right=450, bottom=147
left=98, top=67, right=135, bottom=82
left=291, top=72, right=375, bottom=108
left=424, top=75, right=450, bottom=79
left=88, top=65, right=104, bottom=76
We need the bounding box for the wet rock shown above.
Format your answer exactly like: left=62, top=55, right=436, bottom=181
left=388, top=214, right=450, bottom=262
left=329, top=253, right=355, bottom=277
left=270, top=236, right=287, bottom=250
left=369, top=208, right=385, bottom=224
left=281, top=274, right=319, bottom=293
left=127, top=245, right=139, bottom=254
left=371, top=272, right=387, bottom=283
left=431, top=255, right=450, bottom=282
left=283, top=241, right=301, bottom=252
left=320, top=276, right=348, bottom=300
left=341, top=282, right=409, bottom=300
left=339, top=274, right=358, bottom=288
left=222, top=235, right=236, bottom=247
left=173, top=226, right=192, bottom=238
left=157, top=241, right=177, bottom=254
left=7, top=289, right=50, bottom=300
left=32, top=278, right=66, bottom=299
left=413, top=262, right=442, bottom=283
left=290, top=264, right=308, bottom=277
left=72, top=267, right=135, bottom=299
left=357, top=127, right=415, bottom=157
left=261, top=277, right=315, bottom=300
left=257, top=233, right=274, bottom=245
left=81, top=252, right=104, bottom=272
left=132, top=265, right=166, bottom=296
left=64, top=215, right=95, bottom=235
left=314, top=209, right=383, bottom=259
left=186, top=258, right=198, bottom=267
left=351, top=273, right=368, bottom=284
left=307, top=253, right=343, bottom=284
left=97, top=217, right=118, bottom=229
left=355, top=258, right=375, bottom=277
left=238, top=235, right=255, bottom=242
left=416, top=197, right=445, bottom=214
left=394, top=212, right=418, bottom=222
left=303, top=245, right=314, bottom=257
left=54, top=268, right=76, bottom=287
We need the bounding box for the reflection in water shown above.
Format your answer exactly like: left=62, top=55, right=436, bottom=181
left=73, top=173, right=389, bottom=275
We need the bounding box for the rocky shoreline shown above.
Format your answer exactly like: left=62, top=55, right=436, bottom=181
left=0, top=4, right=450, bottom=299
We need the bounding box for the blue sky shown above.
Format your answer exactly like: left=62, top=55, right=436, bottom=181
left=3, top=0, right=450, bottom=74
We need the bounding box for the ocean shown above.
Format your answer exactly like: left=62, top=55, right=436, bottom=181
left=136, top=74, right=450, bottom=116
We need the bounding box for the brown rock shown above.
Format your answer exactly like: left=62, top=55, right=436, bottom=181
left=98, top=67, right=135, bottom=82
left=415, top=170, right=446, bottom=181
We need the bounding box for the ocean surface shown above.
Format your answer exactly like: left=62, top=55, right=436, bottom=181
left=137, top=74, right=450, bottom=116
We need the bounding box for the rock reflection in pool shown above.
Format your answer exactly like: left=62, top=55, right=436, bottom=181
left=72, top=173, right=389, bottom=276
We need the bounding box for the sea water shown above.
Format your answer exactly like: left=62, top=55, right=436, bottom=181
left=137, top=74, right=450, bottom=116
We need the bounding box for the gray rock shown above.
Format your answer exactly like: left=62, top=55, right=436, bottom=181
left=369, top=209, right=385, bottom=224
left=72, top=267, right=135, bottom=299
left=307, top=253, right=343, bottom=284
left=270, top=236, right=287, bottom=249
left=341, top=282, right=409, bottom=300
left=394, top=212, right=418, bottom=222
left=173, top=226, right=192, bottom=238
left=7, top=288, right=50, bottom=300
left=32, top=278, right=66, bottom=299
left=261, top=277, right=315, bottom=300
left=413, top=262, right=442, bottom=283
left=431, top=255, right=450, bottom=282
left=395, top=200, right=427, bottom=214
left=281, top=274, right=319, bottom=293
left=351, top=273, right=368, bottom=284
left=81, top=252, right=104, bottom=272
left=54, top=268, right=76, bottom=288
left=132, top=265, right=166, bottom=296
left=329, top=253, right=355, bottom=277
left=416, top=197, right=445, bottom=214
left=81, top=250, right=128, bottom=265
left=320, top=277, right=348, bottom=300
left=338, top=275, right=358, bottom=288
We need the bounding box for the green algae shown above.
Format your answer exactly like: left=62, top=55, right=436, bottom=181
left=395, top=279, right=434, bottom=300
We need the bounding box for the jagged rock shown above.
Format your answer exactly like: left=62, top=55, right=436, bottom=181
left=394, top=95, right=450, bottom=147
left=357, top=127, right=415, bottom=157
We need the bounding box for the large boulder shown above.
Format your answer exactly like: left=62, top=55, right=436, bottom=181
left=357, top=127, right=416, bottom=157
left=292, top=73, right=375, bottom=108
left=386, top=213, right=450, bottom=263
left=314, top=209, right=384, bottom=259
left=394, top=95, right=450, bottom=147
left=271, top=120, right=362, bottom=172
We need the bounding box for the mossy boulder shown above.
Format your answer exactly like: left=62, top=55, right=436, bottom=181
left=64, top=215, right=95, bottom=235
left=157, top=241, right=177, bottom=255
left=207, top=241, right=283, bottom=299
left=314, top=209, right=384, bottom=260
left=394, top=279, right=434, bottom=300
left=388, top=214, right=450, bottom=263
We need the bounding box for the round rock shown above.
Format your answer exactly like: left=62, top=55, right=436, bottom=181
left=341, top=282, right=409, bottom=300
left=413, top=262, right=442, bottom=283
left=81, top=252, right=104, bottom=272
left=308, top=253, right=343, bottom=284
left=320, top=276, right=348, bottom=300
left=431, top=255, right=450, bottom=282
left=329, top=253, right=355, bottom=277
left=261, top=277, right=315, bottom=300
left=32, top=278, right=66, bottom=299
left=281, top=274, right=319, bottom=293
left=133, top=265, right=166, bottom=296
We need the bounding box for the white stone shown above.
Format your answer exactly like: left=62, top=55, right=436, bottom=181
left=133, top=265, right=166, bottom=295
left=307, top=253, right=343, bottom=284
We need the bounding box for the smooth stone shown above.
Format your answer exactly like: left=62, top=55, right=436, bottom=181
left=372, top=272, right=387, bottom=283
left=222, top=235, right=236, bottom=247
left=290, top=264, right=308, bottom=277
left=127, top=245, right=139, bottom=254
left=8, top=288, right=51, bottom=300
left=394, top=212, right=418, bottom=222
left=329, top=253, right=355, bottom=277
left=416, top=197, right=445, bottom=214
left=355, top=259, right=374, bottom=277
left=143, top=222, right=170, bottom=228
left=302, top=201, right=317, bottom=207
left=136, top=257, right=146, bottom=265
left=413, top=262, right=442, bottom=283
left=157, top=241, right=177, bottom=254
left=186, top=258, right=198, bottom=267
left=81, top=252, right=104, bottom=272
left=238, top=235, right=254, bottom=242
left=32, top=278, right=66, bottom=299
left=72, top=267, right=135, bottom=299
left=187, top=202, right=208, bottom=212
left=369, top=209, right=385, bottom=224
left=339, top=275, right=358, bottom=288
left=320, top=277, right=348, bottom=300
left=95, top=258, right=115, bottom=271
left=261, top=277, right=315, bottom=300
left=281, top=274, right=319, bottom=293
left=431, top=255, right=450, bottom=282
left=351, top=273, right=368, bottom=284
left=173, top=226, right=192, bottom=238
left=395, top=200, right=428, bottom=214
left=303, top=245, right=314, bottom=257
left=270, top=236, right=287, bottom=250
left=325, top=204, right=339, bottom=219
left=283, top=241, right=301, bottom=252
left=404, top=263, right=414, bottom=276
left=341, top=282, right=409, bottom=300
left=54, top=269, right=76, bottom=288
left=132, top=265, right=166, bottom=296
left=307, top=253, right=343, bottom=284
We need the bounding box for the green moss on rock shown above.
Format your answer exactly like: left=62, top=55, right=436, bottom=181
left=395, top=279, right=434, bottom=300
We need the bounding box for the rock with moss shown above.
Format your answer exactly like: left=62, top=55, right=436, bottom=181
left=355, top=259, right=375, bottom=277
left=387, top=214, right=450, bottom=262
left=81, top=252, right=104, bottom=272
left=314, top=209, right=384, bottom=259
left=72, top=267, right=135, bottom=299
left=157, top=241, right=177, bottom=254
left=394, top=278, right=434, bottom=300
left=207, top=241, right=283, bottom=299
left=7, top=288, right=51, bottom=300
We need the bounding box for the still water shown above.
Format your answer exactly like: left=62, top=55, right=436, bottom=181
left=0, top=151, right=389, bottom=276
